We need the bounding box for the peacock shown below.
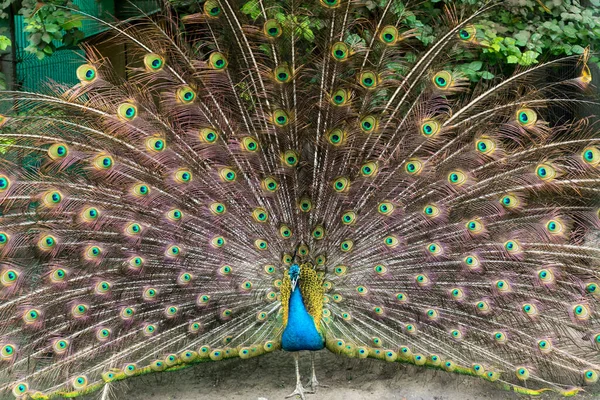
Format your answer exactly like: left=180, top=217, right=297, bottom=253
left=0, top=0, right=599, bottom=398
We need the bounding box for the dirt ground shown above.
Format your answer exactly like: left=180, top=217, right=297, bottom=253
left=92, top=350, right=598, bottom=400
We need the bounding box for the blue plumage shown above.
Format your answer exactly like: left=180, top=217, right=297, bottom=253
left=281, top=287, right=325, bottom=352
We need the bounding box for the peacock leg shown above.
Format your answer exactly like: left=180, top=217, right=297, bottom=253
left=285, top=352, right=308, bottom=400
left=306, top=352, right=328, bottom=393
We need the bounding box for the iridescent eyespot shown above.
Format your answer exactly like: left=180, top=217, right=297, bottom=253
left=515, top=367, right=529, bottom=381
left=430, top=355, right=441, bottom=366
left=38, top=234, right=57, bottom=251
left=584, top=369, right=599, bottom=384
left=281, top=150, right=299, bottom=167
left=241, top=280, right=253, bottom=290
left=218, top=167, right=237, bottom=182
left=48, top=143, right=69, bottom=159
left=340, top=239, right=353, bottom=252
left=450, top=329, right=462, bottom=340
left=320, top=0, right=341, bottom=8
left=516, top=108, right=537, bottom=127
left=143, top=287, right=158, bottom=301
left=334, top=265, right=347, bottom=276
left=433, top=71, right=452, bottom=89
left=197, top=294, right=210, bottom=305
left=254, top=239, right=268, bottom=250
left=209, top=52, right=228, bottom=70
left=359, top=71, right=379, bottom=89
left=377, top=201, right=394, bottom=216
left=360, top=115, right=378, bottom=133
left=405, top=324, right=416, bottom=334
left=415, top=274, right=430, bottom=287
left=273, top=64, right=292, bottom=83
left=472, top=363, right=484, bottom=376
left=356, top=285, right=368, bottom=295
left=298, top=244, right=309, bottom=256
left=582, top=146, right=600, bottom=167
left=427, top=242, right=443, bottom=255
left=261, top=177, right=279, bottom=193
left=458, top=25, right=476, bottom=41
left=207, top=202, right=226, bottom=216
left=219, top=265, right=232, bottom=276
left=263, top=19, right=282, bottom=38
left=572, top=303, right=591, bottom=321
left=545, top=219, right=564, bottom=235
left=132, top=183, right=150, bottom=197
left=272, top=109, right=289, bottom=127
left=316, top=255, right=326, bottom=265
left=165, top=306, right=179, bottom=318
left=586, top=282, right=599, bottom=295
left=384, top=235, right=400, bottom=248
left=341, top=211, right=356, bottom=225
left=117, top=102, right=137, bottom=121
left=124, top=222, right=142, bottom=236
left=327, top=128, right=346, bottom=146
left=12, top=382, right=28, bottom=397
left=71, top=303, right=88, bottom=318
left=425, top=308, right=438, bottom=320
left=279, top=225, right=292, bottom=239
left=494, top=279, right=511, bottom=293
left=360, top=161, right=378, bottom=177
left=420, top=119, right=441, bottom=137
left=493, top=331, right=507, bottom=343
left=443, top=360, right=455, bottom=372
left=331, top=88, right=349, bottom=106
left=1, top=343, right=16, bottom=360
left=52, top=338, right=69, bottom=354
left=405, top=159, right=423, bottom=175
left=95, top=281, right=111, bottom=295
left=221, top=309, right=232, bottom=319
left=72, top=375, right=88, bottom=390
left=42, top=190, right=63, bottom=207
left=311, top=225, right=325, bottom=240
left=341, top=312, right=351, bottom=321
left=120, top=307, right=135, bottom=320
left=1, top=269, right=18, bottom=287
left=450, top=288, right=464, bottom=300
left=475, top=300, right=490, bottom=313
left=0, top=231, right=8, bottom=248
left=128, top=256, right=144, bottom=270
left=241, top=136, right=259, bottom=152
left=178, top=272, right=193, bottom=285
left=331, top=42, right=350, bottom=61
left=500, top=193, right=519, bottom=209
left=166, top=245, right=181, bottom=257
left=199, top=127, right=219, bottom=144
left=536, top=163, right=556, bottom=181
left=252, top=207, right=268, bottom=223
left=76, top=63, right=97, bottom=83
left=144, top=53, right=165, bottom=72
left=466, top=219, right=483, bottom=233
left=332, top=176, right=350, bottom=193
left=503, top=240, right=521, bottom=254
left=96, top=327, right=111, bottom=342
left=204, top=0, right=221, bottom=17
left=423, top=204, right=440, bottom=218
left=379, top=25, right=399, bottom=45
left=143, top=323, right=157, bottom=336
left=0, top=175, right=10, bottom=192
left=256, top=311, right=268, bottom=321
left=447, top=170, right=466, bottom=185
left=124, top=363, right=138, bottom=376
left=537, top=339, right=552, bottom=354
left=374, top=264, right=387, bottom=274
left=189, top=321, right=202, bottom=334
left=167, top=208, right=183, bottom=221
left=50, top=268, right=67, bottom=283
left=475, top=137, right=496, bottom=155
left=522, top=302, right=538, bottom=317
left=176, top=86, right=196, bottom=104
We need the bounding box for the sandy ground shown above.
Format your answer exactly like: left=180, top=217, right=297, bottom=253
left=90, top=350, right=598, bottom=400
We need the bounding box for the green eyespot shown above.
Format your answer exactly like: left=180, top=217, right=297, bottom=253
left=96, top=327, right=111, bottom=342
left=143, top=323, right=157, bottom=336
left=320, top=0, right=341, bottom=8
left=494, top=279, right=510, bottom=293
left=573, top=303, right=591, bottom=321
left=252, top=207, right=268, bottom=223
left=41, top=189, right=63, bottom=208
left=174, top=169, right=193, bottom=184
left=341, top=211, right=356, bottom=225
left=522, top=302, right=538, bottom=317
left=447, top=170, right=466, bottom=186
left=415, top=274, right=430, bottom=287
left=176, top=86, right=196, bottom=104
left=209, top=202, right=226, bottom=215
left=475, top=137, right=496, bottom=155
left=331, top=89, right=349, bottom=106
left=340, top=239, right=353, bottom=252
left=77, top=63, right=97, bottom=83
left=458, top=25, right=476, bottom=41
left=84, top=245, right=101, bottom=260
left=384, top=235, right=400, bottom=248
left=273, top=64, right=292, bottom=83
left=493, top=331, right=507, bottom=343
left=316, top=255, right=326, bottom=265
left=378, top=201, right=394, bottom=216
left=120, top=307, right=135, bottom=320
left=582, top=146, right=600, bottom=167
left=189, top=321, right=202, bottom=333
left=209, top=52, right=228, bottom=70
left=358, top=71, right=379, bottom=89
left=333, top=176, right=350, bottom=193
left=167, top=208, right=183, bottom=221
left=433, top=71, right=452, bottom=89
left=261, top=176, right=279, bottom=193
left=146, top=136, right=166, bottom=152
left=537, top=268, right=555, bottom=284
left=165, top=305, right=179, bottom=318
left=466, top=219, right=483, bottom=234
left=360, top=161, right=378, bottom=177
left=48, top=143, right=69, bottom=159
left=242, top=280, right=253, bottom=291
left=53, top=338, right=69, bottom=354
left=197, top=294, right=211, bottom=305
left=536, top=163, right=556, bottom=181
left=356, top=285, right=368, bottom=295
left=143, top=287, right=158, bottom=301
left=132, top=183, right=150, bottom=197
left=0, top=268, right=17, bottom=287
left=584, top=369, right=599, bottom=384
left=144, top=53, right=165, bottom=72
left=331, top=42, right=350, bottom=61
left=282, top=150, right=299, bottom=167
left=379, top=25, right=399, bottom=45
left=515, top=367, right=530, bottom=381
left=450, top=287, right=465, bottom=300
left=92, top=153, right=114, bottom=171
left=475, top=300, right=490, bottom=313
left=117, top=102, right=137, bottom=121
left=279, top=225, right=292, bottom=239
left=178, top=272, right=193, bottom=285
left=272, top=109, right=290, bottom=127
left=38, top=234, right=57, bottom=251
left=23, top=308, right=41, bottom=324
left=199, top=127, right=219, bottom=144
left=166, top=245, right=181, bottom=257
left=405, top=159, right=423, bottom=175
left=537, top=338, right=552, bottom=354
left=12, top=382, right=28, bottom=397
left=263, top=19, right=282, bottom=38
left=255, top=239, right=268, bottom=250
left=50, top=267, right=67, bottom=283
left=312, top=225, right=325, bottom=240
left=128, top=256, right=144, bottom=270
left=451, top=329, right=463, bottom=340
left=1, top=343, right=16, bottom=360
left=423, top=204, right=440, bottom=218
left=327, top=128, right=346, bottom=146
left=0, top=175, right=10, bottom=192
left=374, top=264, right=387, bottom=274
left=95, top=281, right=112, bottom=295
left=427, top=242, right=443, bottom=255
left=504, top=239, right=521, bottom=254
left=420, top=119, right=441, bottom=137
left=360, top=115, right=378, bottom=133
left=204, top=0, right=221, bottom=17
left=219, top=167, right=237, bottom=182
left=516, top=108, right=537, bottom=127
left=241, top=136, right=260, bottom=152
left=545, top=219, right=564, bottom=235
left=71, top=303, right=89, bottom=318
left=73, top=375, right=88, bottom=390
left=500, top=193, right=519, bottom=209
left=299, top=198, right=312, bottom=212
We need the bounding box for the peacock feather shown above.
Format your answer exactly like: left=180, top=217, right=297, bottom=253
left=0, top=0, right=599, bottom=398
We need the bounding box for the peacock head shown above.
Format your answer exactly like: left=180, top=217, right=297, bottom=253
left=289, top=264, right=300, bottom=291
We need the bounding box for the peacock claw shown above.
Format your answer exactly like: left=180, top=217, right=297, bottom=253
left=306, top=375, right=328, bottom=393
left=285, top=381, right=308, bottom=400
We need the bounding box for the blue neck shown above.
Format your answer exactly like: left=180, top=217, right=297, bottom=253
left=281, top=287, right=324, bottom=351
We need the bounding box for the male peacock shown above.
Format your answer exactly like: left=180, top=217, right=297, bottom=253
left=0, top=0, right=599, bottom=398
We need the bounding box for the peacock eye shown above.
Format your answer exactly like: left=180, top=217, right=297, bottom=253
left=358, top=71, right=378, bottom=89
left=144, top=53, right=165, bottom=71
left=447, top=170, right=466, bottom=185
left=423, top=204, right=440, bottom=218
left=146, top=136, right=166, bottom=152
left=535, top=163, right=556, bottom=181
left=327, top=128, right=346, bottom=146
left=241, top=136, right=259, bottom=152
left=378, top=201, right=394, bottom=216
left=584, top=369, right=599, bottom=384
left=475, top=137, right=496, bottom=155
left=199, top=127, right=219, bottom=144
left=516, top=108, right=537, bottom=126
left=0, top=175, right=10, bottom=191
left=332, top=176, right=350, bottom=193
left=379, top=25, right=399, bottom=44
left=466, top=219, right=484, bottom=233
left=132, top=183, right=150, bottom=197
left=281, top=150, right=299, bottom=167
left=218, top=167, right=237, bottom=182
left=331, top=42, right=350, bottom=61
left=500, top=193, right=519, bottom=209
left=273, top=64, right=292, bottom=83
left=341, top=211, right=356, bottom=225
left=263, top=19, right=282, bottom=38
left=117, top=102, right=137, bottom=120
left=458, top=25, right=476, bottom=41
left=204, top=0, right=221, bottom=16
left=320, top=0, right=341, bottom=8
left=331, top=88, right=349, bottom=106
left=209, top=52, right=228, bottom=70
left=95, top=281, right=111, bottom=295
left=176, top=86, right=196, bottom=104
left=373, top=264, right=387, bottom=274
left=48, top=142, right=69, bottom=159
left=254, top=239, right=268, bottom=250
left=260, top=177, right=279, bottom=193
left=433, top=71, right=453, bottom=89
left=272, top=109, right=290, bottom=127
left=76, top=63, right=97, bottom=83
left=515, top=367, right=530, bottom=381
left=311, top=225, right=325, bottom=240
left=582, top=146, right=600, bottom=166
left=360, top=161, right=378, bottom=177
left=279, top=225, right=292, bottom=239
left=420, top=119, right=441, bottom=137
left=1, top=269, right=18, bottom=287
left=360, top=115, right=378, bottom=133
left=42, top=190, right=63, bottom=208
left=38, top=234, right=57, bottom=251
left=340, top=239, right=354, bottom=252
left=405, top=159, right=423, bottom=175
left=384, top=235, right=400, bottom=248
left=252, top=207, right=268, bottom=223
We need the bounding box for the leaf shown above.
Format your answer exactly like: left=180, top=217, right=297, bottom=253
left=480, top=71, right=495, bottom=80
left=571, top=45, right=585, bottom=54
left=241, top=0, right=261, bottom=20
left=519, top=50, right=539, bottom=66
left=0, top=36, right=11, bottom=51
left=507, top=55, right=519, bottom=64
left=62, top=15, right=84, bottom=30
left=467, top=61, right=483, bottom=71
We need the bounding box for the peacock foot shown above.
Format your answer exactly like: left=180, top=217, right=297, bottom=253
left=305, top=375, right=329, bottom=394
left=285, top=380, right=309, bottom=400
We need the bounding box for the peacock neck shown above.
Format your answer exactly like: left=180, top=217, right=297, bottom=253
left=281, top=283, right=325, bottom=352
